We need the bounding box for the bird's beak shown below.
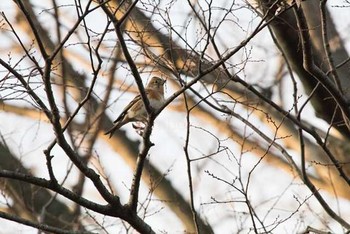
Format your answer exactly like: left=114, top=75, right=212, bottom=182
left=161, top=79, right=166, bottom=85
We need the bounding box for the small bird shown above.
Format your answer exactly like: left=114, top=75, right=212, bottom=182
left=105, top=76, right=166, bottom=137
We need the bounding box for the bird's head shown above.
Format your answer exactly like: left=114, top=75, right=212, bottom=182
left=147, top=76, right=166, bottom=89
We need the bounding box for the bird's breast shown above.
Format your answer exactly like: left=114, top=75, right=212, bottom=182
left=149, top=97, right=164, bottom=109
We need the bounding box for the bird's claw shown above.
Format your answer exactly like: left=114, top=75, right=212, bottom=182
left=132, top=122, right=146, bottom=135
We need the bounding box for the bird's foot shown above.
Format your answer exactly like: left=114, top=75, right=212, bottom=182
left=132, top=122, right=146, bottom=135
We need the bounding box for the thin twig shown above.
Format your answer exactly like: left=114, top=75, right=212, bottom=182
left=320, top=0, right=342, bottom=92
left=183, top=92, right=200, bottom=234
left=14, top=0, right=49, bottom=59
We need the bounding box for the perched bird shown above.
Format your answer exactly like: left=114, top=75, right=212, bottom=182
left=105, top=76, right=166, bottom=137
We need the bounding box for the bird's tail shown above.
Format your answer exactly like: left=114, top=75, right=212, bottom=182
left=104, top=121, right=124, bottom=138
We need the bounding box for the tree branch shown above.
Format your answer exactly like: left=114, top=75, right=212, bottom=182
left=0, top=210, right=93, bottom=234
left=101, top=0, right=152, bottom=114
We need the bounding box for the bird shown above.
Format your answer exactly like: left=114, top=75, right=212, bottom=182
left=105, top=76, right=166, bottom=138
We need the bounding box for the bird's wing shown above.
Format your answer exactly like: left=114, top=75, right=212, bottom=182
left=113, top=91, right=148, bottom=123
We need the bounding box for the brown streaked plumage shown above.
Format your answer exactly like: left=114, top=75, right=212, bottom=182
left=105, top=76, right=166, bottom=137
